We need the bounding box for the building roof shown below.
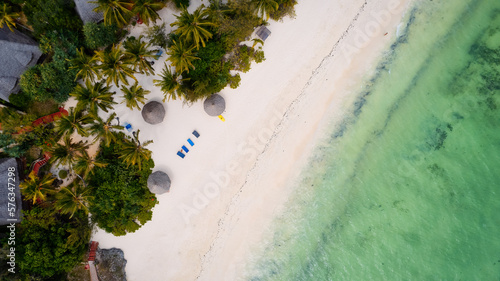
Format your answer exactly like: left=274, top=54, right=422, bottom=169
left=256, top=26, right=271, bottom=41
left=0, top=27, right=42, bottom=101
left=0, top=158, right=22, bottom=225
left=74, top=0, right=104, bottom=24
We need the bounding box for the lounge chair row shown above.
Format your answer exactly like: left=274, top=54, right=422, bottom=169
left=177, top=130, right=200, bottom=158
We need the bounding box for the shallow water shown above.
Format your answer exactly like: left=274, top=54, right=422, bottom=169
left=246, top=0, right=500, bottom=280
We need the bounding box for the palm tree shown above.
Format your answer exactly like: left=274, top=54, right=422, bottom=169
left=49, top=134, right=89, bottom=167
left=20, top=172, right=55, bottom=204
left=88, top=112, right=123, bottom=146
left=133, top=0, right=164, bottom=26
left=118, top=130, right=153, bottom=170
left=55, top=181, right=93, bottom=218
left=71, top=80, right=116, bottom=115
left=251, top=0, right=278, bottom=20
left=153, top=64, right=188, bottom=101
left=94, top=44, right=136, bottom=86
left=73, top=150, right=108, bottom=179
left=0, top=3, right=20, bottom=32
left=170, top=5, right=215, bottom=49
left=167, top=40, right=199, bottom=73
left=123, top=36, right=156, bottom=75
left=120, top=82, right=150, bottom=110
left=68, top=48, right=99, bottom=82
left=54, top=107, right=94, bottom=138
left=90, top=0, right=134, bottom=28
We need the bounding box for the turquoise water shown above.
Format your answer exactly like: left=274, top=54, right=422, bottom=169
left=247, top=0, right=500, bottom=280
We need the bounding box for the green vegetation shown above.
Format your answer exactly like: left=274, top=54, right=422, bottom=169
left=121, top=82, right=151, bottom=110
left=270, top=0, right=297, bottom=21
left=71, top=80, right=117, bottom=114
left=145, top=22, right=169, bottom=48
left=154, top=64, right=186, bottom=101
left=19, top=172, right=55, bottom=204
left=91, top=0, right=134, bottom=28
left=53, top=107, right=93, bottom=138
left=17, top=207, right=91, bottom=278
left=171, top=5, right=215, bottom=49
left=133, top=0, right=164, bottom=26
left=22, top=0, right=82, bottom=36
left=88, top=112, right=123, bottom=146
left=58, top=169, right=68, bottom=179
left=48, top=134, right=89, bottom=167
left=83, top=22, right=119, bottom=49
left=88, top=139, right=157, bottom=236
left=0, top=2, right=20, bottom=31
left=0, top=0, right=297, bottom=278
left=118, top=130, right=153, bottom=169
left=124, top=36, right=156, bottom=75
left=94, top=44, right=137, bottom=86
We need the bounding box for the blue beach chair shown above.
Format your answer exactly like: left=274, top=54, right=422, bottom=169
left=123, top=122, right=133, bottom=132
left=187, top=138, right=194, bottom=146
left=192, top=130, right=200, bottom=138
left=177, top=151, right=185, bottom=158
left=182, top=145, right=189, bottom=153
left=154, top=49, right=163, bottom=60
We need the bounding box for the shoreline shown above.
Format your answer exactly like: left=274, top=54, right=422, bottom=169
left=92, top=0, right=416, bottom=280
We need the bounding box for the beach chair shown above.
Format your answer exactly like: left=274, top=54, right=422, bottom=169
left=123, top=122, right=133, bottom=132
left=154, top=49, right=163, bottom=60
left=218, top=115, right=226, bottom=122
left=177, top=151, right=185, bottom=158
left=182, top=145, right=189, bottom=153
left=187, top=138, right=194, bottom=146
left=192, top=130, right=200, bottom=138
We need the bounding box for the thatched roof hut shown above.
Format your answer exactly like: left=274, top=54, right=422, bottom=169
left=74, top=0, right=104, bottom=24
left=147, top=171, right=171, bottom=194
left=0, top=27, right=42, bottom=101
left=203, top=94, right=225, bottom=116
left=0, top=158, right=22, bottom=225
left=142, top=101, right=165, bottom=124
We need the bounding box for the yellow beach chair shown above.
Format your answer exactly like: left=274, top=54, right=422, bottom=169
left=218, top=115, right=226, bottom=122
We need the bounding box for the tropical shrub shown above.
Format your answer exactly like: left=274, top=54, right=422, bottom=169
left=83, top=22, right=119, bottom=50
left=22, top=0, right=82, bottom=37
left=88, top=140, right=157, bottom=236
left=16, top=207, right=91, bottom=278
left=181, top=40, right=235, bottom=101
left=20, top=30, right=79, bottom=104
left=145, top=23, right=169, bottom=49
left=231, top=45, right=265, bottom=73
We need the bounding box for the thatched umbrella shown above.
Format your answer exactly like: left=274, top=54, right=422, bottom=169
left=142, top=101, right=165, bottom=124
left=147, top=171, right=171, bottom=194
left=203, top=94, right=225, bottom=116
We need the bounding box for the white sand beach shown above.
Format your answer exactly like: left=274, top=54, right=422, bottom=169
left=92, top=0, right=414, bottom=280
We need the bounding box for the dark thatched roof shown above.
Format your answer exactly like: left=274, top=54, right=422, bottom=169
left=142, top=101, right=166, bottom=124
left=74, top=0, right=104, bottom=24
left=0, top=27, right=42, bottom=101
left=147, top=171, right=171, bottom=194
left=256, top=26, right=271, bottom=41
left=203, top=94, right=225, bottom=116
left=0, top=158, right=22, bottom=225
